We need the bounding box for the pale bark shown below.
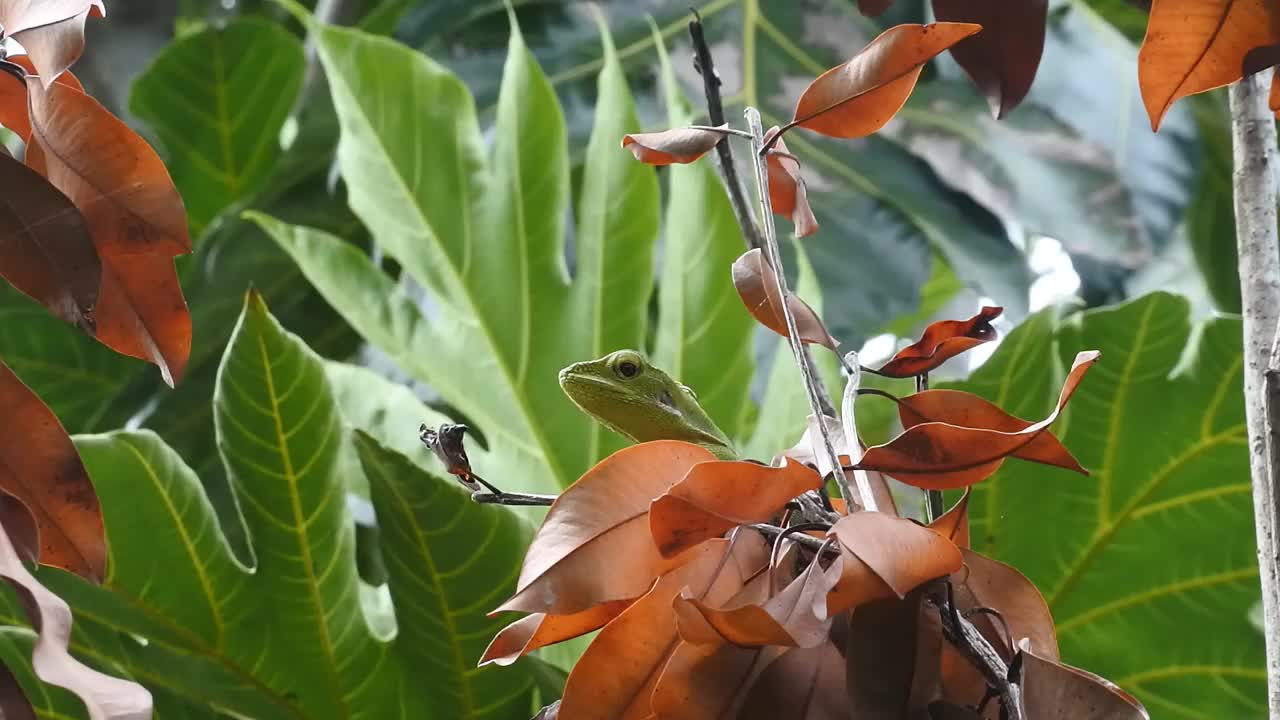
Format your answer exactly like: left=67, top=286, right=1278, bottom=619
left=1229, top=68, right=1280, bottom=718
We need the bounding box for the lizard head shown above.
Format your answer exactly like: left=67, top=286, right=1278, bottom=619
left=558, top=349, right=729, bottom=449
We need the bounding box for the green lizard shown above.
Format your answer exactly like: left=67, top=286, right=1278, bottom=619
left=558, top=349, right=737, bottom=460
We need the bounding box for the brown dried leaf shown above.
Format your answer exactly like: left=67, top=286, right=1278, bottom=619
left=932, top=0, right=1048, bottom=118
left=732, top=248, right=839, bottom=351
left=622, top=125, right=729, bottom=165
left=1139, top=0, right=1279, bottom=129
left=928, top=489, right=970, bottom=549
left=763, top=127, right=818, bottom=238
left=0, top=149, right=98, bottom=330
left=825, top=511, right=963, bottom=617
left=496, top=441, right=718, bottom=615
left=558, top=533, right=768, bottom=720
left=739, top=639, right=849, bottom=720
left=92, top=253, right=191, bottom=387
left=0, top=520, right=152, bottom=719
left=780, top=415, right=898, bottom=515
left=896, top=389, right=1085, bottom=474
left=480, top=600, right=631, bottom=667
left=846, top=591, right=943, bottom=718
left=0, top=57, right=82, bottom=141
left=0, top=360, right=104, bottom=581
left=857, top=0, right=894, bottom=16
left=953, top=549, right=1058, bottom=663
left=0, top=660, right=35, bottom=720
left=857, top=351, right=1099, bottom=489
left=0, top=1, right=104, bottom=86
left=649, top=457, right=822, bottom=559
left=877, top=306, right=1002, bottom=378
left=1019, top=641, right=1150, bottom=719
left=792, top=22, right=982, bottom=138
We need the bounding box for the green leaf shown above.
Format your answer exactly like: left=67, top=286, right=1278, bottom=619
left=950, top=293, right=1262, bottom=717
left=354, top=430, right=538, bottom=719
left=131, top=18, right=306, bottom=236
left=1079, top=0, right=1149, bottom=43
left=649, top=22, right=754, bottom=441
left=1186, top=92, right=1240, bottom=313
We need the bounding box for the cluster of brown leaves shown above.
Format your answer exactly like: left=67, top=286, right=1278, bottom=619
left=0, top=3, right=171, bottom=716
left=489, top=301, right=1145, bottom=717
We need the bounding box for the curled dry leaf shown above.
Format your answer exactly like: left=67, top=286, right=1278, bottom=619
left=0, top=1, right=104, bottom=86
left=0, top=150, right=98, bottom=331
left=496, top=441, right=717, bottom=616
left=932, top=0, right=1048, bottom=118
left=732, top=248, right=839, bottom=351
left=622, top=124, right=729, bottom=165
left=558, top=533, right=768, bottom=720
left=896, top=389, right=1085, bottom=474
left=780, top=415, right=898, bottom=515
left=953, top=549, right=1057, bottom=663
left=1138, top=0, right=1279, bottom=129
left=762, top=127, right=818, bottom=238
left=678, top=547, right=837, bottom=649
left=0, top=57, right=81, bottom=141
left=1019, top=640, right=1150, bottom=719
left=928, top=489, right=970, bottom=549
left=0, top=521, right=152, bottom=720
left=846, top=591, right=943, bottom=718
left=792, top=22, right=982, bottom=139
left=824, top=511, right=963, bottom=618
left=0, top=360, right=104, bottom=581
left=649, top=458, right=822, bottom=559
left=877, top=306, right=1002, bottom=378
left=25, top=78, right=191, bottom=385
left=480, top=599, right=631, bottom=666
left=858, top=350, right=1099, bottom=489
left=738, top=638, right=849, bottom=720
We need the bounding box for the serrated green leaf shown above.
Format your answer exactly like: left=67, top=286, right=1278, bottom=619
left=131, top=18, right=306, bottom=236
left=950, top=293, right=1262, bottom=717
left=354, top=431, right=537, bottom=718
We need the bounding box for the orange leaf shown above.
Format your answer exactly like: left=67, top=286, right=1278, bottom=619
left=93, top=253, right=192, bottom=387
left=0, top=360, right=104, bottom=581
left=932, top=0, right=1048, bottom=118
left=792, top=23, right=982, bottom=139
left=558, top=533, right=768, bottom=720
left=0, top=1, right=104, bottom=86
left=856, top=351, right=1099, bottom=489
left=480, top=600, right=631, bottom=667
left=876, top=306, right=1002, bottom=378
left=496, top=441, right=718, bottom=615
left=1273, top=69, right=1280, bottom=116
left=954, top=549, right=1057, bottom=662
left=678, top=548, right=836, bottom=649
left=0, top=57, right=82, bottom=141
left=732, top=248, right=839, bottom=351
left=1020, top=642, right=1149, bottom=719
left=649, top=458, right=822, bottom=559
left=780, top=415, right=898, bottom=515
left=824, top=511, right=962, bottom=617
left=762, top=127, right=818, bottom=238
left=0, top=150, right=99, bottom=330
left=928, top=489, right=970, bottom=549
left=1139, top=0, right=1279, bottom=130
left=895, top=389, right=1085, bottom=474
left=622, top=125, right=729, bottom=165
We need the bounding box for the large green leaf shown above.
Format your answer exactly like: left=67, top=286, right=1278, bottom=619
left=949, top=293, right=1262, bottom=717
left=130, top=18, right=306, bottom=236
left=0, top=295, right=544, bottom=718
left=1185, top=93, right=1241, bottom=313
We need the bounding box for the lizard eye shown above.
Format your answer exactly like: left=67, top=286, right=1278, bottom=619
left=617, top=361, right=639, bottom=378
left=610, top=350, right=645, bottom=380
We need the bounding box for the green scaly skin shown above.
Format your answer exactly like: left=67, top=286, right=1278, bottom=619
left=558, top=350, right=737, bottom=460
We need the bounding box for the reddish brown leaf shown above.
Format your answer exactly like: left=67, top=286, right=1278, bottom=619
left=932, top=0, right=1048, bottom=118
left=792, top=23, right=982, bottom=139
left=496, top=441, right=718, bottom=616
left=480, top=600, right=631, bottom=667
left=846, top=591, right=943, bottom=718
left=1139, top=0, right=1279, bottom=129
left=679, top=548, right=836, bottom=649
left=0, top=659, right=35, bottom=720
left=928, top=489, right=970, bottom=549
left=732, top=248, right=839, bottom=351
left=781, top=415, right=898, bottom=515
left=739, top=639, right=849, bottom=720
left=857, top=351, right=1099, bottom=489
left=825, top=511, right=963, bottom=617
left=0, top=361, right=104, bottom=581
left=649, top=458, right=822, bottom=559
left=1273, top=69, right=1280, bottom=116
left=0, top=521, right=152, bottom=718
left=622, top=125, right=729, bottom=165
left=0, top=1, right=103, bottom=87
left=857, top=0, right=894, bottom=16
left=762, top=127, right=818, bottom=238
left=896, top=389, right=1085, bottom=474
left=953, top=549, right=1057, bottom=664
left=877, top=306, right=1002, bottom=378
left=92, top=253, right=191, bottom=387
left=0, top=150, right=98, bottom=330
left=0, top=57, right=81, bottom=141
left=558, top=533, right=768, bottom=720
left=1020, top=642, right=1149, bottom=719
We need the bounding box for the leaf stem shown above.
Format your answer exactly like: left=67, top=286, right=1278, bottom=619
left=745, top=106, right=853, bottom=512
left=917, top=372, right=944, bottom=521
left=840, top=354, right=880, bottom=512
left=687, top=124, right=754, bottom=138
left=472, top=491, right=556, bottom=506
left=688, top=12, right=763, bottom=252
